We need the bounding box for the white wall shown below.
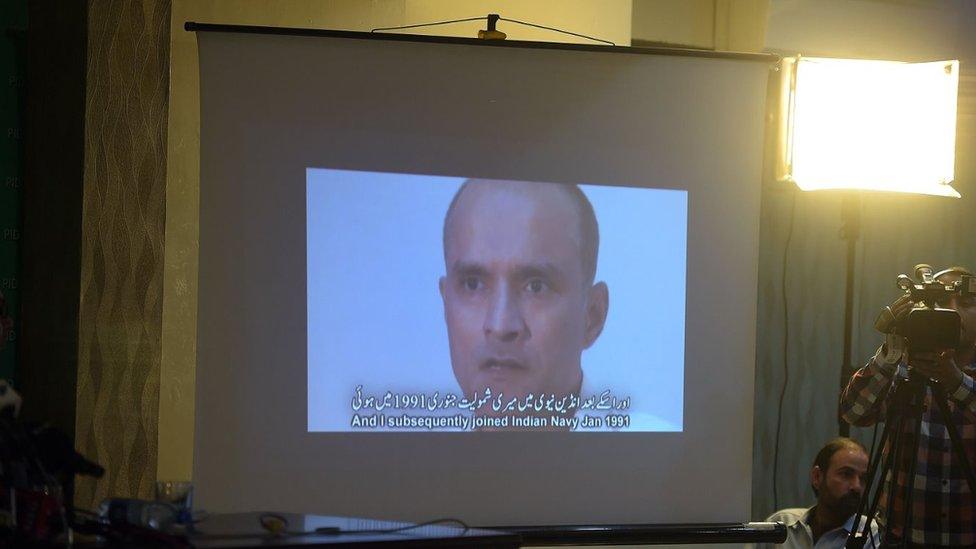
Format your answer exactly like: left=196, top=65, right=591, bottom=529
left=766, top=0, right=965, bottom=59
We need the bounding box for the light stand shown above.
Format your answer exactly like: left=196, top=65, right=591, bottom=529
left=838, top=193, right=861, bottom=436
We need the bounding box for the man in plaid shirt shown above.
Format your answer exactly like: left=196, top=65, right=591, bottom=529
left=840, top=267, right=976, bottom=546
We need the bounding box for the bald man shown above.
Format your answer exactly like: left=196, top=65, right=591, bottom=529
left=439, top=179, right=609, bottom=424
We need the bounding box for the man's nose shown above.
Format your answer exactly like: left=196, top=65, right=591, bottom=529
left=851, top=476, right=864, bottom=494
left=484, top=283, right=527, bottom=342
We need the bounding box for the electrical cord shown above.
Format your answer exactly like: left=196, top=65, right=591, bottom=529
left=371, top=16, right=486, bottom=33
left=497, top=17, right=615, bottom=46
left=772, top=186, right=797, bottom=512
left=371, top=15, right=615, bottom=46
left=316, top=517, right=470, bottom=536
left=252, top=513, right=470, bottom=539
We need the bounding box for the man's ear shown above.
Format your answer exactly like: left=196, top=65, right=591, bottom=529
left=811, top=466, right=823, bottom=493
left=439, top=276, right=446, bottom=302
left=583, top=281, right=609, bottom=349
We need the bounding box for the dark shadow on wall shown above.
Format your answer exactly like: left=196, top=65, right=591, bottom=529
left=20, top=0, right=87, bottom=439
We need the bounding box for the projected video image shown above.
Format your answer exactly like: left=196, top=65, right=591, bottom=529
left=307, top=169, right=687, bottom=432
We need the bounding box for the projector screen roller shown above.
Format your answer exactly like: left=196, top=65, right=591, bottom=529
left=307, top=169, right=687, bottom=433
left=193, top=26, right=771, bottom=526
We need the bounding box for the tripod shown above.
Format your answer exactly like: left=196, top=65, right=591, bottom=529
left=845, top=372, right=976, bottom=548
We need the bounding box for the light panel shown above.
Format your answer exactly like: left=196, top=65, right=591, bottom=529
left=780, top=56, right=960, bottom=197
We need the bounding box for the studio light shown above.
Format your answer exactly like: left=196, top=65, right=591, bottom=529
left=777, top=56, right=960, bottom=197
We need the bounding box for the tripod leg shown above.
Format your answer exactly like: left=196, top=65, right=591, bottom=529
left=881, top=410, right=907, bottom=546
left=848, top=422, right=892, bottom=549
left=900, top=393, right=925, bottom=548
left=931, top=387, right=976, bottom=495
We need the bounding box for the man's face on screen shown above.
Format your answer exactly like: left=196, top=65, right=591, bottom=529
left=440, top=180, right=603, bottom=404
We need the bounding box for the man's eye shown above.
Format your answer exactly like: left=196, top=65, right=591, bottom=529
left=462, top=277, right=483, bottom=291
left=525, top=279, right=549, bottom=294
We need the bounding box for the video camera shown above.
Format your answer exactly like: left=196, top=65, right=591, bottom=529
left=874, top=264, right=976, bottom=352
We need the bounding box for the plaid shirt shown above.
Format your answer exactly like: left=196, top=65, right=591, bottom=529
left=840, top=346, right=976, bottom=546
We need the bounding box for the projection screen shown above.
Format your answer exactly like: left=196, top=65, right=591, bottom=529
left=192, top=25, right=773, bottom=526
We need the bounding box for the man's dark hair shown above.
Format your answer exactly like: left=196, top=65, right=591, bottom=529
left=811, top=437, right=867, bottom=496
left=442, top=179, right=600, bottom=285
